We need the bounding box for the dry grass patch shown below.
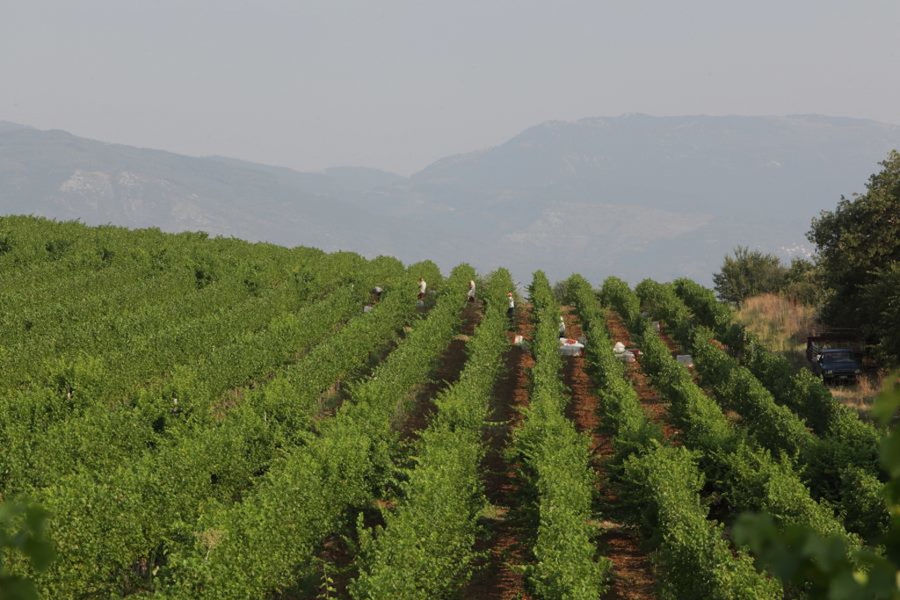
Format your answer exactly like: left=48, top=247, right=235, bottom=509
left=736, top=293, right=883, bottom=419
left=736, top=293, right=817, bottom=355
left=830, top=375, right=882, bottom=421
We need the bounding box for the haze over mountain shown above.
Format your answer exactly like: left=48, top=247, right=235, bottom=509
left=2, top=114, right=899, bottom=284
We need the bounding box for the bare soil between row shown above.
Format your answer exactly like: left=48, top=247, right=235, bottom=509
left=307, top=300, right=484, bottom=599
left=562, top=306, right=657, bottom=600
left=463, top=305, right=534, bottom=600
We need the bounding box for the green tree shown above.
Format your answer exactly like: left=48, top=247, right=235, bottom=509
left=782, top=257, right=823, bottom=305
left=808, top=150, right=900, bottom=364
left=860, top=263, right=900, bottom=365
left=713, top=246, right=787, bottom=304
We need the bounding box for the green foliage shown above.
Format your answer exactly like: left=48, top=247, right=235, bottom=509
left=713, top=246, right=788, bottom=304
left=783, top=257, right=823, bottom=304
left=0, top=218, right=436, bottom=597
left=671, top=276, right=888, bottom=541
left=600, top=276, right=642, bottom=326
left=673, top=277, right=737, bottom=340
left=1, top=215, right=891, bottom=597
left=622, top=445, right=781, bottom=600
left=809, top=151, right=900, bottom=362
left=714, top=252, right=822, bottom=306
left=569, top=275, right=777, bottom=599
left=514, top=272, right=610, bottom=599
left=29, top=282, right=411, bottom=596
left=43, top=238, right=72, bottom=261
left=1, top=256, right=394, bottom=493
left=158, top=265, right=473, bottom=599
left=683, top=327, right=816, bottom=462
left=875, top=373, right=900, bottom=561
left=567, top=276, right=662, bottom=462
left=635, top=279, right=693, bottom=343
left=0, top=501, right=54, bottom=600
left=838, top=466, right=890, bottom=543
left=860, top=262, right=900, bottom=365
left=193, top=262, right=217, bottom=289
left=352, top=428, right=485, bottom=599
left=734, top=374, right=900, bottom=600
left=734, top=512, right=894, bottom=600
left=640, top=277, right=886, bottom=542
left=611, top=277, right=856, bottom=551
left=675, top=276, right=880, bottom=446
left=350, top=270, right=513, bottom=599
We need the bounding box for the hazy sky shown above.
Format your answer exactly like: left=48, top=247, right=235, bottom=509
left=2, top=0, right=899, bottom=175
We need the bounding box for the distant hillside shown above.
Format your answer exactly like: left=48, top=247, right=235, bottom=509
left=0, top=125, right=411, bottom=254
left=2, top=114, right=899, bottom=283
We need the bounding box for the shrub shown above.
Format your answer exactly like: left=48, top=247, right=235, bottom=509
left=713, top=246, right=787, bottom=304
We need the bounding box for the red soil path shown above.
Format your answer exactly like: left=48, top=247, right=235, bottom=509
left=652, top=321, right=681, bottom=355
left=463, top=304, right=534, bottom=600
left=605, top=312, right=679, bottom=442
left=561, top=307, right=657, bottom=600
left=400, top=300, right=483, bottom=436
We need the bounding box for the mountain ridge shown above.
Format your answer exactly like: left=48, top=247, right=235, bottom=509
left=2, top=114, right=899, bottom=284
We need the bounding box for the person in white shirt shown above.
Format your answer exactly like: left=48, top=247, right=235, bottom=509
left=364, top=285, right=383, bottom=313
left=506, top=292, right=515, bottom=319
left=467, top=280, right=476, bottom=303
left=559, top=315, right=566, bottom=337
left=417, top=277, right=427, bottom=301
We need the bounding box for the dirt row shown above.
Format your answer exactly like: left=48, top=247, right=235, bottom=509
left=650, top=319, right=735, bottom=421
left=312, top=301, right=685, bottom=598
left=400, top=300, right=484, bottom=436
left=655, top=324, right=680, bottom=356
left=307, top=300, right=484, bottom=599
left=463, top=304, right=534, bottom=600
left=604, top=312, right=681, bottom=442
left=561, top=306, right=656, bottom=600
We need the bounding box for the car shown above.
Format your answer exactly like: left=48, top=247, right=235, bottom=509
left=811, top=348, right=862, bottom=384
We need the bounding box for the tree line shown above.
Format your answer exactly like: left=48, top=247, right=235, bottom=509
left=714, top=150, right=900, bottom=365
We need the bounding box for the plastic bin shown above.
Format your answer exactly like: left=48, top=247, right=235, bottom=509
left=559, top=338, right=585, bottom=357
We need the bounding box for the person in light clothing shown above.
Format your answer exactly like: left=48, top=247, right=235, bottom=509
left=467, top=280, right=476, bottom=303
left=417, top=277, right=427, bottom=300
left=364, top=286, right=383, bottom=313
left=559, top=315, right=566, bottom=337
left=506, top=292, right=515, bottom=319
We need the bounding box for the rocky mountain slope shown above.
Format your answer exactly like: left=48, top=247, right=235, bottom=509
left=2, top=115, right=899, bottom=283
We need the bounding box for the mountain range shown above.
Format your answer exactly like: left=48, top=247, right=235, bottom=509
left=2, top=114, right=899, bottom=285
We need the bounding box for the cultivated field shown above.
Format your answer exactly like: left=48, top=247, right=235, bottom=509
left=0, top=217, right=886, bottom=599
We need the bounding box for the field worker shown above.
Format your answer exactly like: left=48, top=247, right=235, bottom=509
left=507, top=292, right=515, bottom=319
left=559, top=315, right=566, bottom=337
left=467, top=279, right=476, bottom=303
left=418, top=277, right=427, bottom=301
left=372, top=286, right=383, bottom=303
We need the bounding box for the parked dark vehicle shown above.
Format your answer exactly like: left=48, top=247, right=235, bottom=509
left=810, top=348, right=862, bottom=384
